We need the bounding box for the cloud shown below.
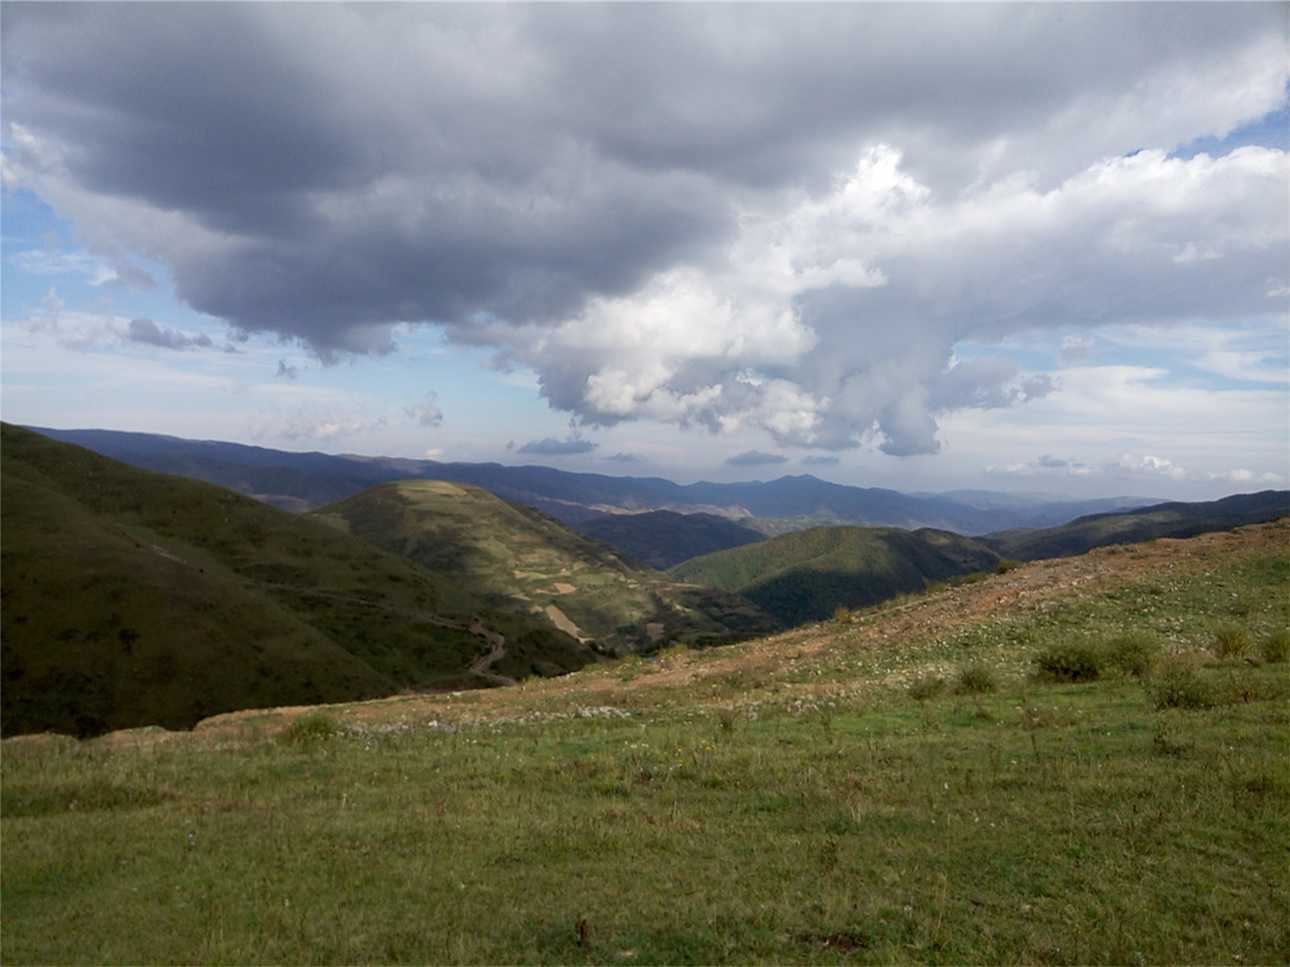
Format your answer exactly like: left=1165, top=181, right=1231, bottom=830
left=1059, top=335, right=1094, bottom=365
left=987, top=454, right=1095, bottom=478
left=484, top=144, right=1287, bottom=456
left=275, top=359, right=299, bottom=380
left=9, top=248, right=118, bottom=285
left=1207, top=468, right=1286, bottom=486
left=725, top=450, right=788, bottom=467
left=269, top=412, right=388, bottom=443
left=126, top=318, right=213, bottom=351
left=3, top=5, right=1286, bottom=454
left=605, top=452, right=644, bottom=464
left=517, top=436, right=597, bottom=456
left=801, top=455, right=840, bottom=466
left=403, top=390, right=444, bottom=427
left=1112, top=453, right=1188, bottom=481
left=16, top=292, right=218, bottom=353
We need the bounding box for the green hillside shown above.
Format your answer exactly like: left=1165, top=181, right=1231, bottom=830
left=571, top=510, right=765, bottom=569
left=313, top=480, right=779, bottom=654
left=987, top=490, right=1290, bottom=561
left=671, top=525, right=1001, bottom=625
left=0, top=424, right=589, bottom=737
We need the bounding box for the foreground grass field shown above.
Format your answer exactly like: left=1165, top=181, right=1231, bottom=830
left=3, top=522, right=1288, bottom=964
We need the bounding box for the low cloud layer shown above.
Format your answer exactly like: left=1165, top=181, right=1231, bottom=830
left=517, top=437, right=597, bottom=457
left=127, top=317, right=212, bottom=351
left=3, top=5, right=1286, bottom=457
left=987, top=450, right=1286, bottom=489
left=726, top=450, right=788, bottom=468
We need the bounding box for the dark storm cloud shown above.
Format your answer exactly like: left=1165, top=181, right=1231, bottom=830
left=3, top=4, right=1285, bottom=456
left=518, top=437, right=598, bottom=457
left=4, top=4, right=1280, bottom=352
left=725, top=450, right=788, bottom=468
left=126, top=318, right=212, bottom=351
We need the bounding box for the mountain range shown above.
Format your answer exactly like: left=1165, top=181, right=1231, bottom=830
left=6, top=423, right=1285, bottom=738
left=29, top=426, right=1157, bottom=535
left=672, top=490, right=1290, bottom=625
left=0, top=425, right=778, bottom=736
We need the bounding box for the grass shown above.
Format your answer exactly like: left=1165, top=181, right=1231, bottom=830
left=4, top=666, right=1287, bottom=964
left=1263, top=628, right=1290, bottom=664
left=4, top=521, right=1288, bottom=963
left=1034, top=642, right=1105, bottom=683
left=952, top=662, right=996, bottom=694
left=1212, top=622, right=1251, bottom=659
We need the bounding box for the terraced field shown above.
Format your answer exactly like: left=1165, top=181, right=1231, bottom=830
left=313, top=480, right=779, bottom=657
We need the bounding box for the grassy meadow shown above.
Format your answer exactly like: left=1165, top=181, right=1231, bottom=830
left=3, top=522, right=1288, bottom=964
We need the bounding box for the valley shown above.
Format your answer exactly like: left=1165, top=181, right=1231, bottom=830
left=3, top=423, right=1285, bottom=740
left=311, top=479, right=779, bottom=656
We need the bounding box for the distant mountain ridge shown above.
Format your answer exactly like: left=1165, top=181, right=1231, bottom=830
left=985, top=491, right=1290, bottom=561
left=674, top=490, right=1290, bottom=627
left=27, top=426, right=1158, bottom=536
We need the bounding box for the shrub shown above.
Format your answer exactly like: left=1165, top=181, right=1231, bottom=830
left=1211, top=623, right=1251, bottom=659
left=1035, top=642, right=1103, bottom=683
left=833, top=605, right=853, bottom=624
left=1104, top=632, right=1162, bottom=678
left=1260, top=629, right=1290, bottom=664
left=279, top=713, right=340, bottom=746
left=954, top=663, right=996, bottom=695
left=994, top=559, right=1021, bottom=575
left=908, top=675, right=947, bottom=701
left=655, top=643, right=690, bottom=662
left=1149, top=664, right=1218, bottom=711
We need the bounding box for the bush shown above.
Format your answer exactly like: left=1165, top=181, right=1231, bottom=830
left=994, top=559, right=1021, bottom=575
left=1104, top=632, right=1162, bottom=678
left=1260, top=629, right=1290, bottom=664
left=1211, top=623, right=1251, bottom=659
left=833, top=605, right=853, bottom=624
left=908, top=675, right=947, bottom=701
left=1149, top=664, right=1218, bottom=711
left=954, top=663, right=996, bottom=695
left=1035, top=642, right=1104, bottom=683
left=279, top=713, right=341, bottom=746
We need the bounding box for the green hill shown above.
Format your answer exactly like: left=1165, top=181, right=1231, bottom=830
left=571, top=510, right=765, bottom=569
left=986, top=490, right=1290, bottom=561
left=312, top=480, right=779, bottom=653
left=670, top=525, right=1001, bottom=625
left=0, top=424, right=591, bottom=737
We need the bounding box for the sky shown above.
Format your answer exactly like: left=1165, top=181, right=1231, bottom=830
left=2, top=3, right=1287, bottom=499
